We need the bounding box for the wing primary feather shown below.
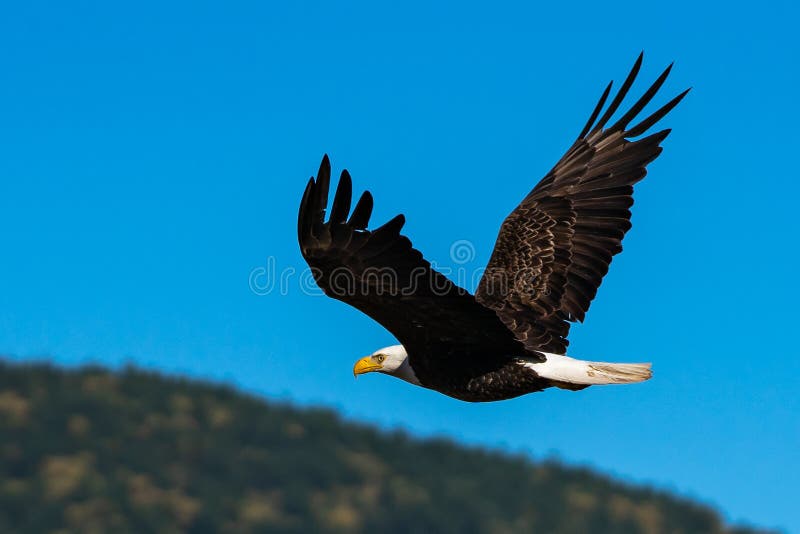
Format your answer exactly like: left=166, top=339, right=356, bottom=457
left=591, top=52, right=643, bottom=134
left=348, top=191, right=374, bottom=229
left=609, top=62, right=673, bottom=133
left=297, top=177, right=315, bottom=243
left=627, top=88, right=690, bottom=138
left=311, top=155, right=331, bottom=222
left=577, top=81, right=613, bottom=139
left=375, top=214, right=405, bottom=235
left=329, top=170, right=352, bottom=224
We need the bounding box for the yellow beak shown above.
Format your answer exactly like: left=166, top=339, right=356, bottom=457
left=353, top=357, right=382, bottom=377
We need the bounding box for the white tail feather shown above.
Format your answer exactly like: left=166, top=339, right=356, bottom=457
left=522, top=353, right=652, bottom=386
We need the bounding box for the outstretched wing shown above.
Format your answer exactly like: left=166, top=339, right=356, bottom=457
left=475, top=54, right=689, bottom=354
left=298, top=156, right=516, bottom=356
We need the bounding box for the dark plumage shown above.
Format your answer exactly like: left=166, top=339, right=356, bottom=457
left=297, top=54, right=688, bottom=402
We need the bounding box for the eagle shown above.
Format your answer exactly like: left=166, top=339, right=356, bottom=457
left=297, top=54, right=688, bottom=402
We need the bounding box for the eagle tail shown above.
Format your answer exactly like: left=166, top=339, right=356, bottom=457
left=523, top=353, right=652, bottom=386
left=584, top=362, right=653, bottom=384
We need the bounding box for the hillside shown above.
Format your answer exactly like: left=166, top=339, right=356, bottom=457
left=0, top=360, right=769, bottom=533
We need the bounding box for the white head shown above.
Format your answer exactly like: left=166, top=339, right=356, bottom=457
left=352, top=344, right=421, bottom=386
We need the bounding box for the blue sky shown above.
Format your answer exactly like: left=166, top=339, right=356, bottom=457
left=1, top=1, right=798, bottom=531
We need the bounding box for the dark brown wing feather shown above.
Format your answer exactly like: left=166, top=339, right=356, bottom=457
left=476, top=54, right=689, bottom=354
left=298, top=156, right=519, bottom=363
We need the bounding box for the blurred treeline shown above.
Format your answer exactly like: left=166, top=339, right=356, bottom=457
left=0, top=360, right=770, bottom=533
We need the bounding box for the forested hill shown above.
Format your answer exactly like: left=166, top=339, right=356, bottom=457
left=0, top=360, right=769, bottom=533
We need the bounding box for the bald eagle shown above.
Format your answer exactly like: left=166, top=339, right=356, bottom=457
left=298, top=54, right=688, bottom=402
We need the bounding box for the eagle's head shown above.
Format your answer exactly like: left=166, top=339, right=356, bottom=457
left=353, top=345, right=421, bottom=385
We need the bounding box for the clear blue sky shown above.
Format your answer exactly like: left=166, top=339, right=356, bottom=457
left=1, top=1, right=798, bottom=531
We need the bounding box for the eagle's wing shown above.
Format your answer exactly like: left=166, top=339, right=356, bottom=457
left=475, top=54, right=688, bottom=354
left=299, top=156, right=516, bottom=355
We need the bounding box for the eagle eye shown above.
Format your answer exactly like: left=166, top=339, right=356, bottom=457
left=375, top=354, right=386, bottom=363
